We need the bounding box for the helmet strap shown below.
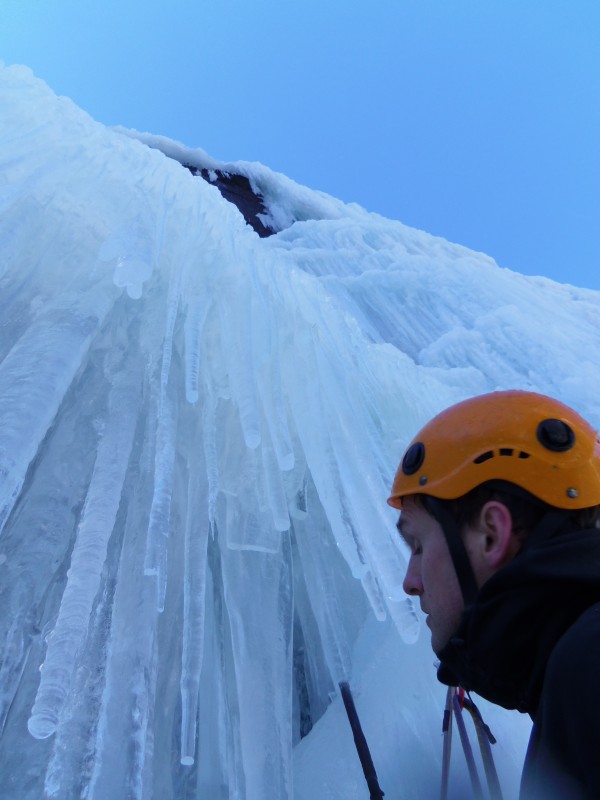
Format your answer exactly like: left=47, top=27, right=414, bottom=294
left=426, top=494, right=571, bottom=607
left=424, top=497, right=480, bottom=607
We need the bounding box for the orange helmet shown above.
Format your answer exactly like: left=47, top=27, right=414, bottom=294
left=388, top=390, right=600, bottom=510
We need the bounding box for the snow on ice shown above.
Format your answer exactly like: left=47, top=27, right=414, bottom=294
left=0, top=63, right=599, bottom=799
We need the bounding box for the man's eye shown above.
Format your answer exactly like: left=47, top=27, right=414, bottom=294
left=412, top=543, right=422, bottom=556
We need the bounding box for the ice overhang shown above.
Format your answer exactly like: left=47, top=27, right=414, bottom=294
left=183, top=164, right=277, bottom=238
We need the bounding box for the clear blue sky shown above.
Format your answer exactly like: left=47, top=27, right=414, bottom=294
left=2, top=0, right=599, bottom=289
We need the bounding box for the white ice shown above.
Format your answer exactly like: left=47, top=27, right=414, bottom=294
left=0, top=63, right=599, bottom=799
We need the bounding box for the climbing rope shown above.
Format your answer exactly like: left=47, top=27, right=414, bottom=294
left=440, top=687, right=504, bottom=800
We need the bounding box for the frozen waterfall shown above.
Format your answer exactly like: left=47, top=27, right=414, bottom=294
left=1, top=64, right=599, bottom=799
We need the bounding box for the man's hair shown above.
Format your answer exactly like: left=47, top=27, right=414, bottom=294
left=418, top=481, right=600, bottom=541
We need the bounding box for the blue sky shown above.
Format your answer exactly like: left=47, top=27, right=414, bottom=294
left=2, top=0, right=599, bottom=289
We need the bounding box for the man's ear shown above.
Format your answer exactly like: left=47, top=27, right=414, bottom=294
left=476, top=501, right=520, bottom=570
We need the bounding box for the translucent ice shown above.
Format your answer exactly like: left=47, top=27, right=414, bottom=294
left=1, top=64, right=598, bottom=799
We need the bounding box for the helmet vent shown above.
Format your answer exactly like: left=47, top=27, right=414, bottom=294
left=537, top=419, right=575, bottom=452
left=402, top=442, right=425, bottom=475
left=474, top=449, right=531, bottom=464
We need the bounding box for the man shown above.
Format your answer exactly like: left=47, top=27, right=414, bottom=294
left=388, top=390, right=600, bottom=799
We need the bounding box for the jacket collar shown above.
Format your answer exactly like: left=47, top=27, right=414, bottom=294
left=436, top=527, right=600, bottom=713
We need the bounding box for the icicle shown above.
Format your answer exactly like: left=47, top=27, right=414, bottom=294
left=0, top=292, right=112, bottom=538
left=28, top=374, right=139, bottom=740
left=261, top=445, right=290, bottom=532
left=0, top=613, right=33, bottom=737
left=180, top=469, right=210, bottom=766
left=310, top=342, right=419, bottom=635
left=259, top=358, right=295, bottom=472
left=99, top=222, right=154, bottom=301
left=83, top=440, right=163, bottom=800
left=140, top=251, right=184, bottom=612
left=287, top=322, right=416, bottom=630
left=184, top=296, right=209, bottom=404
left=88, top=623, right=160, bottom=800
left=217, top=285, right=260, bottom=449
left=292, top=509, right=354, bottom=684
left=156, top=545, right=168, bottom=614
left=160, top=264, right=184, bottom=395
left=286, top=463, right=309, bottom=521
left=360, top=569, right=387, bottom=623
left=42, top=572, right=116, bottom=799
left=193, top=561, right=229, bottom=795
left=248, top=265, right=293, bottom=468
left=223, top=499, right=281, bottom=554
left=143, top=394, right=177, bottom=613
left=220, top=532, right=294, bottom=799
left=202, top=397, right=220, bottom=525
left=152, top=173, right=172, bottom=271
left=133, top=656, right=158, bottom=800
left=282, top=329, right=367, bottom=579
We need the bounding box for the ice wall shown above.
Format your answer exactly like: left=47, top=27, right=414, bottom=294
left=1, top=64, right=599, bottom=799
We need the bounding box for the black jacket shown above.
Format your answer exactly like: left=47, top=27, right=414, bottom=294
left=436, top=523, right=600, bottom=799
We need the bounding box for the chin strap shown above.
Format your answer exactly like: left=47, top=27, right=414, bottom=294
left=425, top=486, right=572, bottom=607
left=424, top=497, right=480, bottom=607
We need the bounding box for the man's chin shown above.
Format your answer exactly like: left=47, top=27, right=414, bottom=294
left=430, top=628, right=451, bottom=658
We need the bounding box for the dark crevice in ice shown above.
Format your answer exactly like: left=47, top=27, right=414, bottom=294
left=183, top=165, right=278, bottom=238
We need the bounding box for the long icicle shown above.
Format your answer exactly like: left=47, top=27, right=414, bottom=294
left=143, top=393, right=177, bottom=613
left=0, top=289, right=113, bottom=538
left=28, top=371, right=139, bottom=739
left=180, top=456, right=210, bottom=765
left=184, top=295, right=210, bottom=405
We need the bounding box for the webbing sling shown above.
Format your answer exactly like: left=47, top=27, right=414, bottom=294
left=441, top=687, right=503, bottom=800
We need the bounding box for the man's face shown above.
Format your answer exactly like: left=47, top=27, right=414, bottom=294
left=398, top=496, right=467, bottom=655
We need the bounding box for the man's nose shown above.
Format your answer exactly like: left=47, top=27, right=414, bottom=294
left=403, top=558, right=423, bottom=596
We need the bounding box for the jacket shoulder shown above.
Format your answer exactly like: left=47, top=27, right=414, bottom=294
left=546, top=601, right=600, bottom=684
left=522, top=601, right=600, bottom=799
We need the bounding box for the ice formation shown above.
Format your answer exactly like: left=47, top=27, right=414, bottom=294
left=1, top=63, right=599, bottom=799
